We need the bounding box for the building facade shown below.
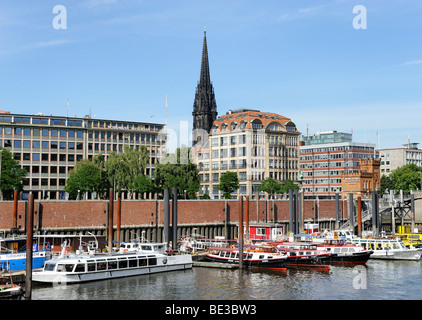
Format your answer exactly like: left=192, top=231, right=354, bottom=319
left=378, top=143, right=422, bottom=176
left=0, top=111, right=166, bottom=200
left=341, top=158, right=381, bottom=199
left=300, top=130, right=377, bottom=200
left=194, top=109, right=300, bottom=199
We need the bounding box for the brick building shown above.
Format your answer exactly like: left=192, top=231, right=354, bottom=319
left=341, top=157, right=381, bottom=198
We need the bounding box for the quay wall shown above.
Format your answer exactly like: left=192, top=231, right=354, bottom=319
left=0, top=198, right=338, bottom=231
left=2, top=198, right=421, bottom=241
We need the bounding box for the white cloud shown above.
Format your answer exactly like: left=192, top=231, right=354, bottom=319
left=0, top=39, right=75, bottom=56
left=402, top=60, right=422, bottom=66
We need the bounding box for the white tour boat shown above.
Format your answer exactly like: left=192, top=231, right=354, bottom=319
left=32, top=241, right=192, bottom=284
left=351, top=237, right=422, bottom=261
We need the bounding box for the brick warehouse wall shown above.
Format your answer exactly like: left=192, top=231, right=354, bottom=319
left=0, top=199, right=341, bottom=231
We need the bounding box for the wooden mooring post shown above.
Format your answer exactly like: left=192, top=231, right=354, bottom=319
left=25, top=194, right=34, bottom=300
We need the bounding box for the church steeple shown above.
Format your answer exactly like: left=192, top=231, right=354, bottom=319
left=192, top=28, right=218, bottom=143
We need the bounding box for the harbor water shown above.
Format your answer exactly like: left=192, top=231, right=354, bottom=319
left=31, top=259, right=422, bottom=300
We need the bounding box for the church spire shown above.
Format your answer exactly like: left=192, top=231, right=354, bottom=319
left=192, top=28, right=218, bottom=142
left=199, top=27, right=211, bottom=88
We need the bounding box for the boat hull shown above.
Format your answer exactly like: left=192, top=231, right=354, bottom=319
left=286, top=254, right=331, bottom=268
left=204, top=255, right=288, bottom=269
left=369, top=248, right=422, bottom=261
left=330, top=251, right=373, bottom=264
left=32, top=254, right=192, bottom=284
left=0, top=251, right=50, bottom=271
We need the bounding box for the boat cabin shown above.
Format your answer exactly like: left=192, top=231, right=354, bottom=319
left=245, top=224, right=284, bottom=241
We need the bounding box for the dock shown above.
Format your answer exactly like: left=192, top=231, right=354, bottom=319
left=0, top=268, right=43, bottom=284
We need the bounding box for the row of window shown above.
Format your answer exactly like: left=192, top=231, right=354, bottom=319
left=88, top=120, right=162, bottom=132
left=22, top=165, right=73, bottom=174
left=0, top=116, right=82, bottom=127
left=2, top=139, right=83, bottom=150
left=15, top=153, right=82, bottom=162
left=23, top=178, right=67, bottom=187
left=89, top=131, right=163, bottom=142
left=1, top=127, right=84, bottom=138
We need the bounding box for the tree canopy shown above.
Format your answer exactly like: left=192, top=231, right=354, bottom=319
left=387, top=164, right=422, bottom=194
left=258, top=177, right=300, bottom=198
left=0, top=148, right=27, bottom=199
left=153, top=146, right=200, bottom=199
left=258, top=177, right=282, bottom=198
left=105, top=145, right=149, bottom=197
left=64, top=159, right=103, bottom=199
left=217, top=171, right=239, bottom=199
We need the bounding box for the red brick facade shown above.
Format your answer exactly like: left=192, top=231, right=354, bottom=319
left=0, top=199, right=342, bottom=230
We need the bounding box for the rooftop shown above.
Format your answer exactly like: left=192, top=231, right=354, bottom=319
left=212, top=109, right=297, bottom=133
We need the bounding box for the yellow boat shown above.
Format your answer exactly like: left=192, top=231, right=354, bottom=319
left=395, top=233, right=422, bottom=248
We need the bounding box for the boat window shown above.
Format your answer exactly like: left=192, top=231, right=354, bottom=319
left=148, top=257, right=157, bottom=266
left=341, top=248, right=348, bottom=253
left=362, top=243, right=367, bottom=250
left=57, top=263, right=74, bottom=272
left=139, top=258, right=147, bottom=267
left=75, top=263, right=85, bottom=273
left=44, top=262, right=56, bottom=271
left=392, top=243, right=400, bottom=249
left=259, top=255, right=264, bottom=259
left=306, top=252, right=311, bottom=255
left=141, top=245, right=152, bottom=251
left=333, top=248, right=341, bottom=253
left=108, top=260, right=117, bottom=270
left=97, top=260, right=107, bottom=270
left=87, top=263, right=96, bottom=272
left=128, top=259, right=138, bottom=268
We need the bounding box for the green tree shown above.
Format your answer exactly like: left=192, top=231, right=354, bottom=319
left=65, top=159, right=103, bottom=199
left=390, top=164, right=422, bottom=194
left=105, top=145, right=150, bottom=196
left=154, top=146, right=200, bottom=199
left=129, top=174, right=155, bottom=199
left=217, top=171, right=239, bottom=199
left=380, top=174, right=394, bottom=194
left=91, top=153, right=110, bottom=198
left=0, top=148, right=27, bottom=200
left=258, top=177, right=283, bottom=199
left=280, top=179, right=300, bottom=193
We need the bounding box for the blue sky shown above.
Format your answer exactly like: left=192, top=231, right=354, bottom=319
left=1, top=0, right=422, bottom=149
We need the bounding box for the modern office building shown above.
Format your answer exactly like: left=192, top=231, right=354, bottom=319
left=0, top=110, right=166, bottom=200
left=378, top=142, right=422, bottom=176
left=195, top=109, right=301, bottom=199
left=300, top=130, right=377, bottom=200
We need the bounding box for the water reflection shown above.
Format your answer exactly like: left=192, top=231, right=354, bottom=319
left=32, top=260, right=422, bottom=300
